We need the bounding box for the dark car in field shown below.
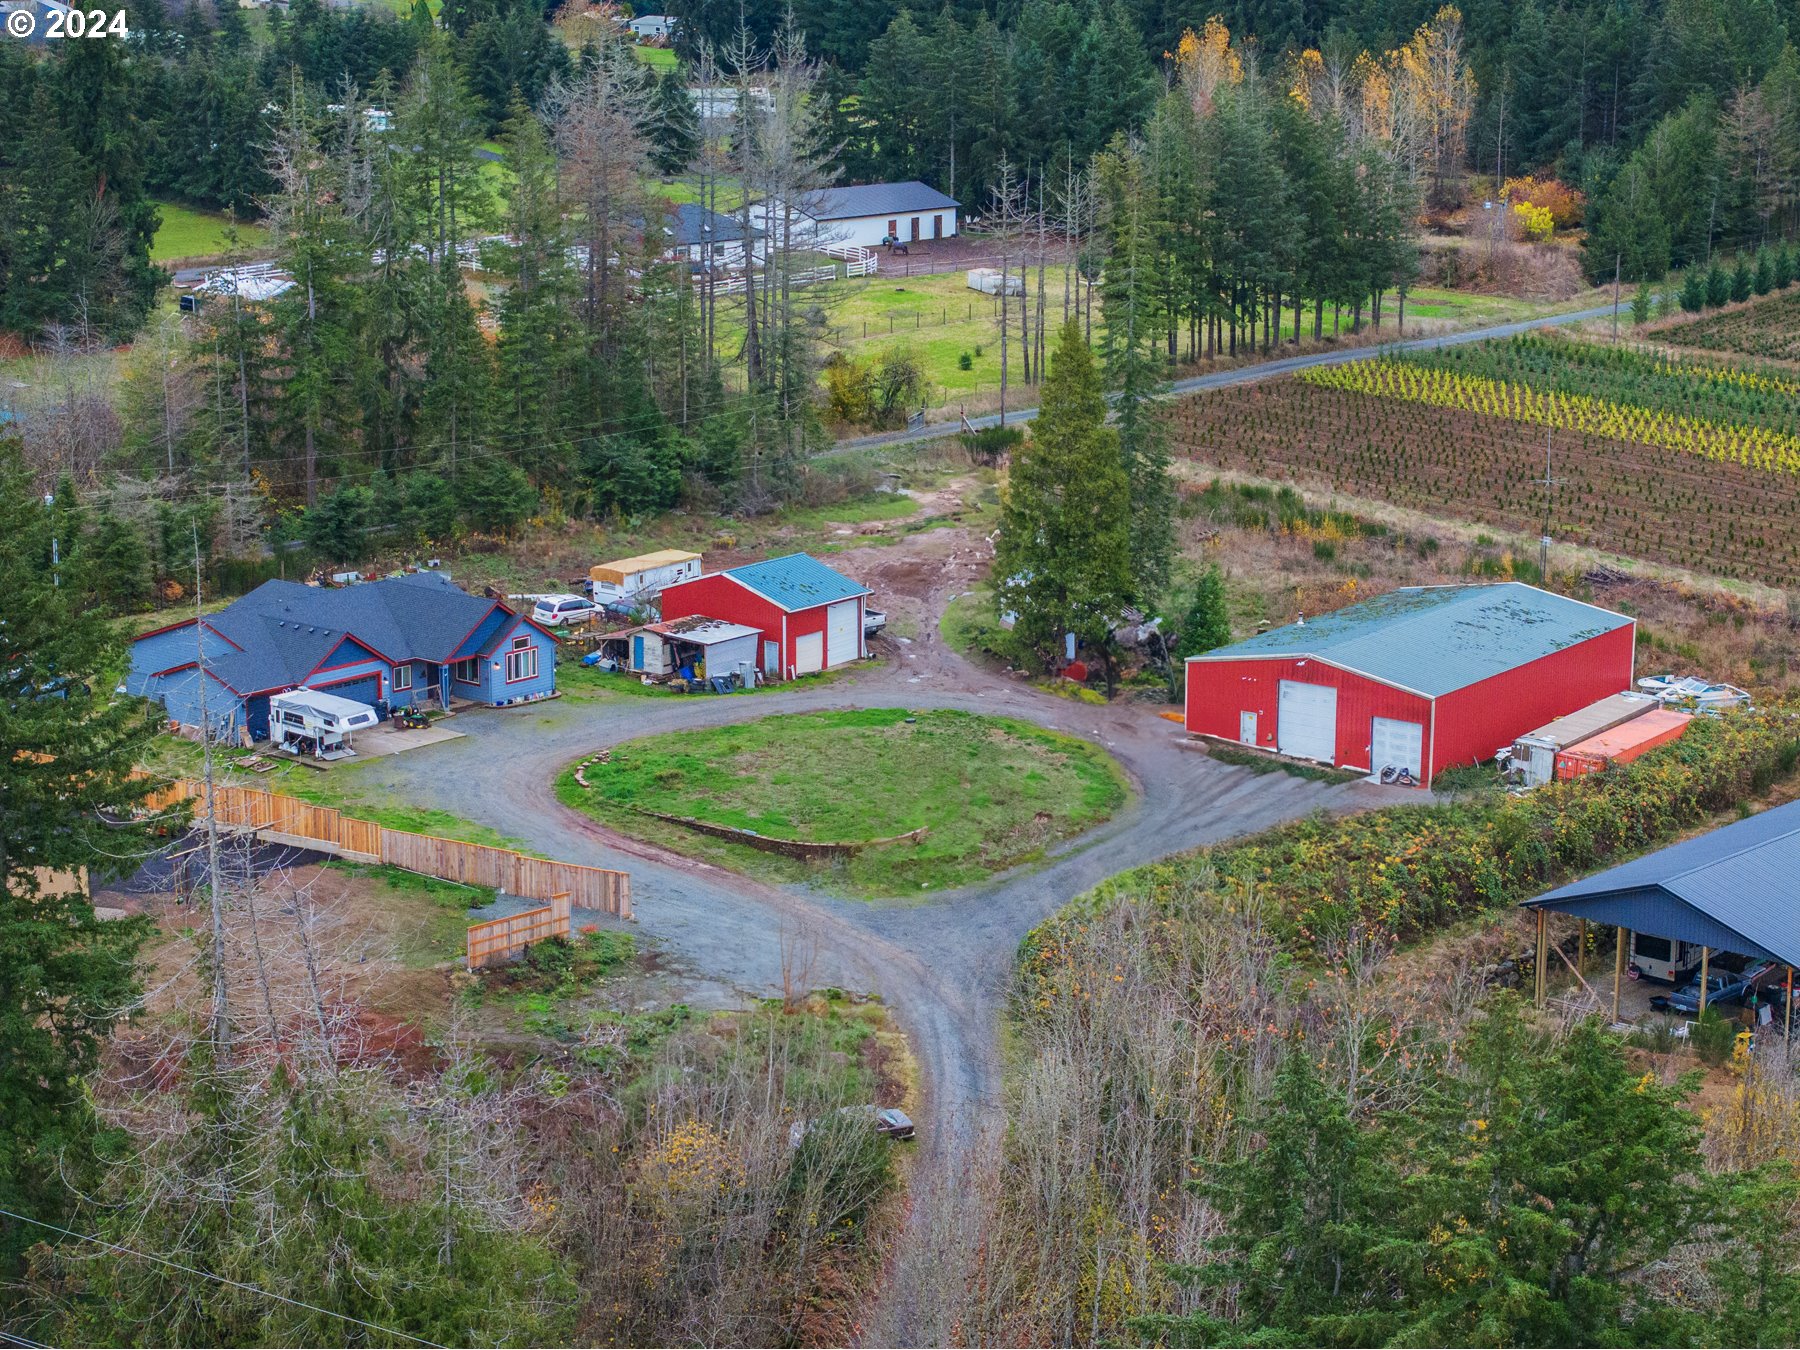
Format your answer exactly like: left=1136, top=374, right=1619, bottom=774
left=1650, top=961, right=1779, bottom=1015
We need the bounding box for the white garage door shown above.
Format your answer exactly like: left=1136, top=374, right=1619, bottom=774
left=794, top=631, right=825, bottom=675
left=1277, top=680, right=1338, bottom=763
left=825, top=600, right=860, bottom=667
left=1370, top=717, right=1423, bottom=779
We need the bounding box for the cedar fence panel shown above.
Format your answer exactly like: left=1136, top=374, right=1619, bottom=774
left=155, top=780, right=631, bottom=925
left=467, top=893, right=571, bottom=969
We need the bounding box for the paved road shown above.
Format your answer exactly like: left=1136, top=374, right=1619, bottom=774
left=834, top=303, right=1616, bottom=454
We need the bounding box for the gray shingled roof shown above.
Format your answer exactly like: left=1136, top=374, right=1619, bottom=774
left=722, top=553, right=867, bottom=611
left=664, top=203, right=762, bottom=246
left=198, top=574, right=507, bottom=693
left=798, top=181, right=959, bottom=221
left=1187, top=583, right=1632, bottom=698
left=1525, top=800, right=1800, bottom=966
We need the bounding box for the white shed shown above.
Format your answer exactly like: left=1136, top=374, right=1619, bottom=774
left=761, top=181, right=961, bottom=250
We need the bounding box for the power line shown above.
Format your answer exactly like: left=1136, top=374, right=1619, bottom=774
left=0, top=1329, right=51, bottom=1348
left=0, top=1206, right=446, bottom=1349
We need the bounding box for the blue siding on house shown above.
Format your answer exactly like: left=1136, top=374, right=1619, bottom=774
left=126, top=623, right=234, bottom=696
left=478, top=619, right=557, bottom=704
left=127, top=623, right=250, bottom=735
left=451, top=607, right=509, bottom=661
left=141, top=666, right=246, bottom=738
left=388, top=661, right=425, bottom=707
left=319, top=635, right=385, bottom=669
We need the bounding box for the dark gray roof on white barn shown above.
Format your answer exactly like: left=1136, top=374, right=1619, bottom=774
left=798, top=182, right=960, bottom=221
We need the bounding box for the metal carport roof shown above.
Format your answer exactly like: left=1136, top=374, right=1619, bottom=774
left=1522, top=799, right=1800, bottom=967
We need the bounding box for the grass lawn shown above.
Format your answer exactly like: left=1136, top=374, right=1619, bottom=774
left=557, top=706, right=1129, bottom=896
left=327, top=861, right=496, bottom=967
left=152, top=201, right=270, bottom=262
left=634, top=44, right=677, bottom=68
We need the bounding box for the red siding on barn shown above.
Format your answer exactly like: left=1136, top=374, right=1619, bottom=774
left=1185, top=620, right=1636, bottom=781
left=1429, top=622, right=1636, bottom=777
left=660, top=575, right=786, bottom=670
left=1184, top=656, right=1433, bottom=771
left=662, top=572, right=865, bottom=678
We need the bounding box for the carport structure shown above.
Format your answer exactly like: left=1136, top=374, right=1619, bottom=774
left=1522, top=799, right=1800, bottom=1035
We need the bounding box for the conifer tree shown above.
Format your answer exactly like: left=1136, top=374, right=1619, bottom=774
left=0, top=441, right=164, bottom=1272
left=994, top=320, right=1132, bottom=688
left=649, top=70, right=700, bottom=177
left=1175, top=566, right=1231, bottom=658
left=1095, top=139, right=1175, bottom=605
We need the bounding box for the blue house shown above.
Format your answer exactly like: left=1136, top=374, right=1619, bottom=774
left=127, top=573, right=558, bottom=741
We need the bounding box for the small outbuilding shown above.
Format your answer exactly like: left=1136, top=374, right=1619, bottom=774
left=659, top=553, right=870, bottom=680
left=764, top=181, right=960, bottom=250
left=1184, top=583, right=1635, bottom=783
left=588, top=548, right=703, bottom=611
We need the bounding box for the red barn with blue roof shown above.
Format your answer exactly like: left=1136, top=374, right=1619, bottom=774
left=658, top=553, right=870, bottom=680
left=1185, top=583, right=1635, bottom=783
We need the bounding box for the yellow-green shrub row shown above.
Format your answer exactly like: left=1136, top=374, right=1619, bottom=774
left=1301, top=359, right=1800, bottom=475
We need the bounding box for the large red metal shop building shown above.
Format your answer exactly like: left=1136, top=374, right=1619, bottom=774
left=1184, top=583, right=1636, bottom=783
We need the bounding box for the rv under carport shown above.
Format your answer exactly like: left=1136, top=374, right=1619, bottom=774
left=1522, top=799, right=1800, bottom=1035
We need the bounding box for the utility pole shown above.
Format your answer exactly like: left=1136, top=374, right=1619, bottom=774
left=1620, top=252, right=1634, bottom=343
left=192, top=526, right=230, bottom=1063
left=43, top=493, right=59, bottom=587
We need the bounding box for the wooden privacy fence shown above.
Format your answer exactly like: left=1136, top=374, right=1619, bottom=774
left=468, top=893, right=571, bottom=969
left=150, top=779, right=632, bottom=921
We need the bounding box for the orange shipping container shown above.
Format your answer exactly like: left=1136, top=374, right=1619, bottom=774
left=1555, top=709, right=1693, bottom=780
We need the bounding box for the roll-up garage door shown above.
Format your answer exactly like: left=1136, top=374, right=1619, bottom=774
left=825, top=600, right=860, bottom=667
left=317, top=673, right=381, bottom=709
left=1370, top=716, right=1424, bottom=779
left=1276, top=680, right=1337, bottom=763
left=794, top=631, right=825, bottom=675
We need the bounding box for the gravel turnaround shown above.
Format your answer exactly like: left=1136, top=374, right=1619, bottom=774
left=348, top=553, right=1418, bottom=1341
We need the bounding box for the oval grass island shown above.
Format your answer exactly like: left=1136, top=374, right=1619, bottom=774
left=555, top=708, right=1130, bottom=897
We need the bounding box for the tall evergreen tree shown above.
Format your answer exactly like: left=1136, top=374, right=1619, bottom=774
left=649, top=69, right=700, bottom=177
left=1095, top=139, right=1175, bottom=605
left=994, top=319, right=1133, bottom=686
left=0, top=441, right=164, bottom=1274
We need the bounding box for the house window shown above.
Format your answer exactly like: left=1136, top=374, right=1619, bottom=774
left=392, top=664, right=413, bottom=691
left=452, top=658, right=480, bottom=684
left=506, top=640, right=539, bottom=683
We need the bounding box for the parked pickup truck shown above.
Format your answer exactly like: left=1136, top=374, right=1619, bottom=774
left=1650, top=961, right=1781, bottom=1015
left=863, top=608, right=888, bottom=639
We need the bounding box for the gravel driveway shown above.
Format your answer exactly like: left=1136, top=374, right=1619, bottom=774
left=346, top=524, right=1417, bottom=1340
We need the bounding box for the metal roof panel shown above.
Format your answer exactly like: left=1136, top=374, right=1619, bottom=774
left=720, top=553, right=868, bottom=611
left=1187, top=583, right=1631, bottom=697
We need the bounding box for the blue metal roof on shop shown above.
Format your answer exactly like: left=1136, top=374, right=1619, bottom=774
left=1186, top=583, right=1631, bottom=697
left=722, top=553, right=868, bottom=611
left=1524, top=799, right=1800, bottom=967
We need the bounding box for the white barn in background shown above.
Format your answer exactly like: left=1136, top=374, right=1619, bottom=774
left=759, top=182, right=960, bottom=250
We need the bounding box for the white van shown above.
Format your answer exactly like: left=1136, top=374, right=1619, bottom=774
left=532, top=594, right=597, bottom=628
